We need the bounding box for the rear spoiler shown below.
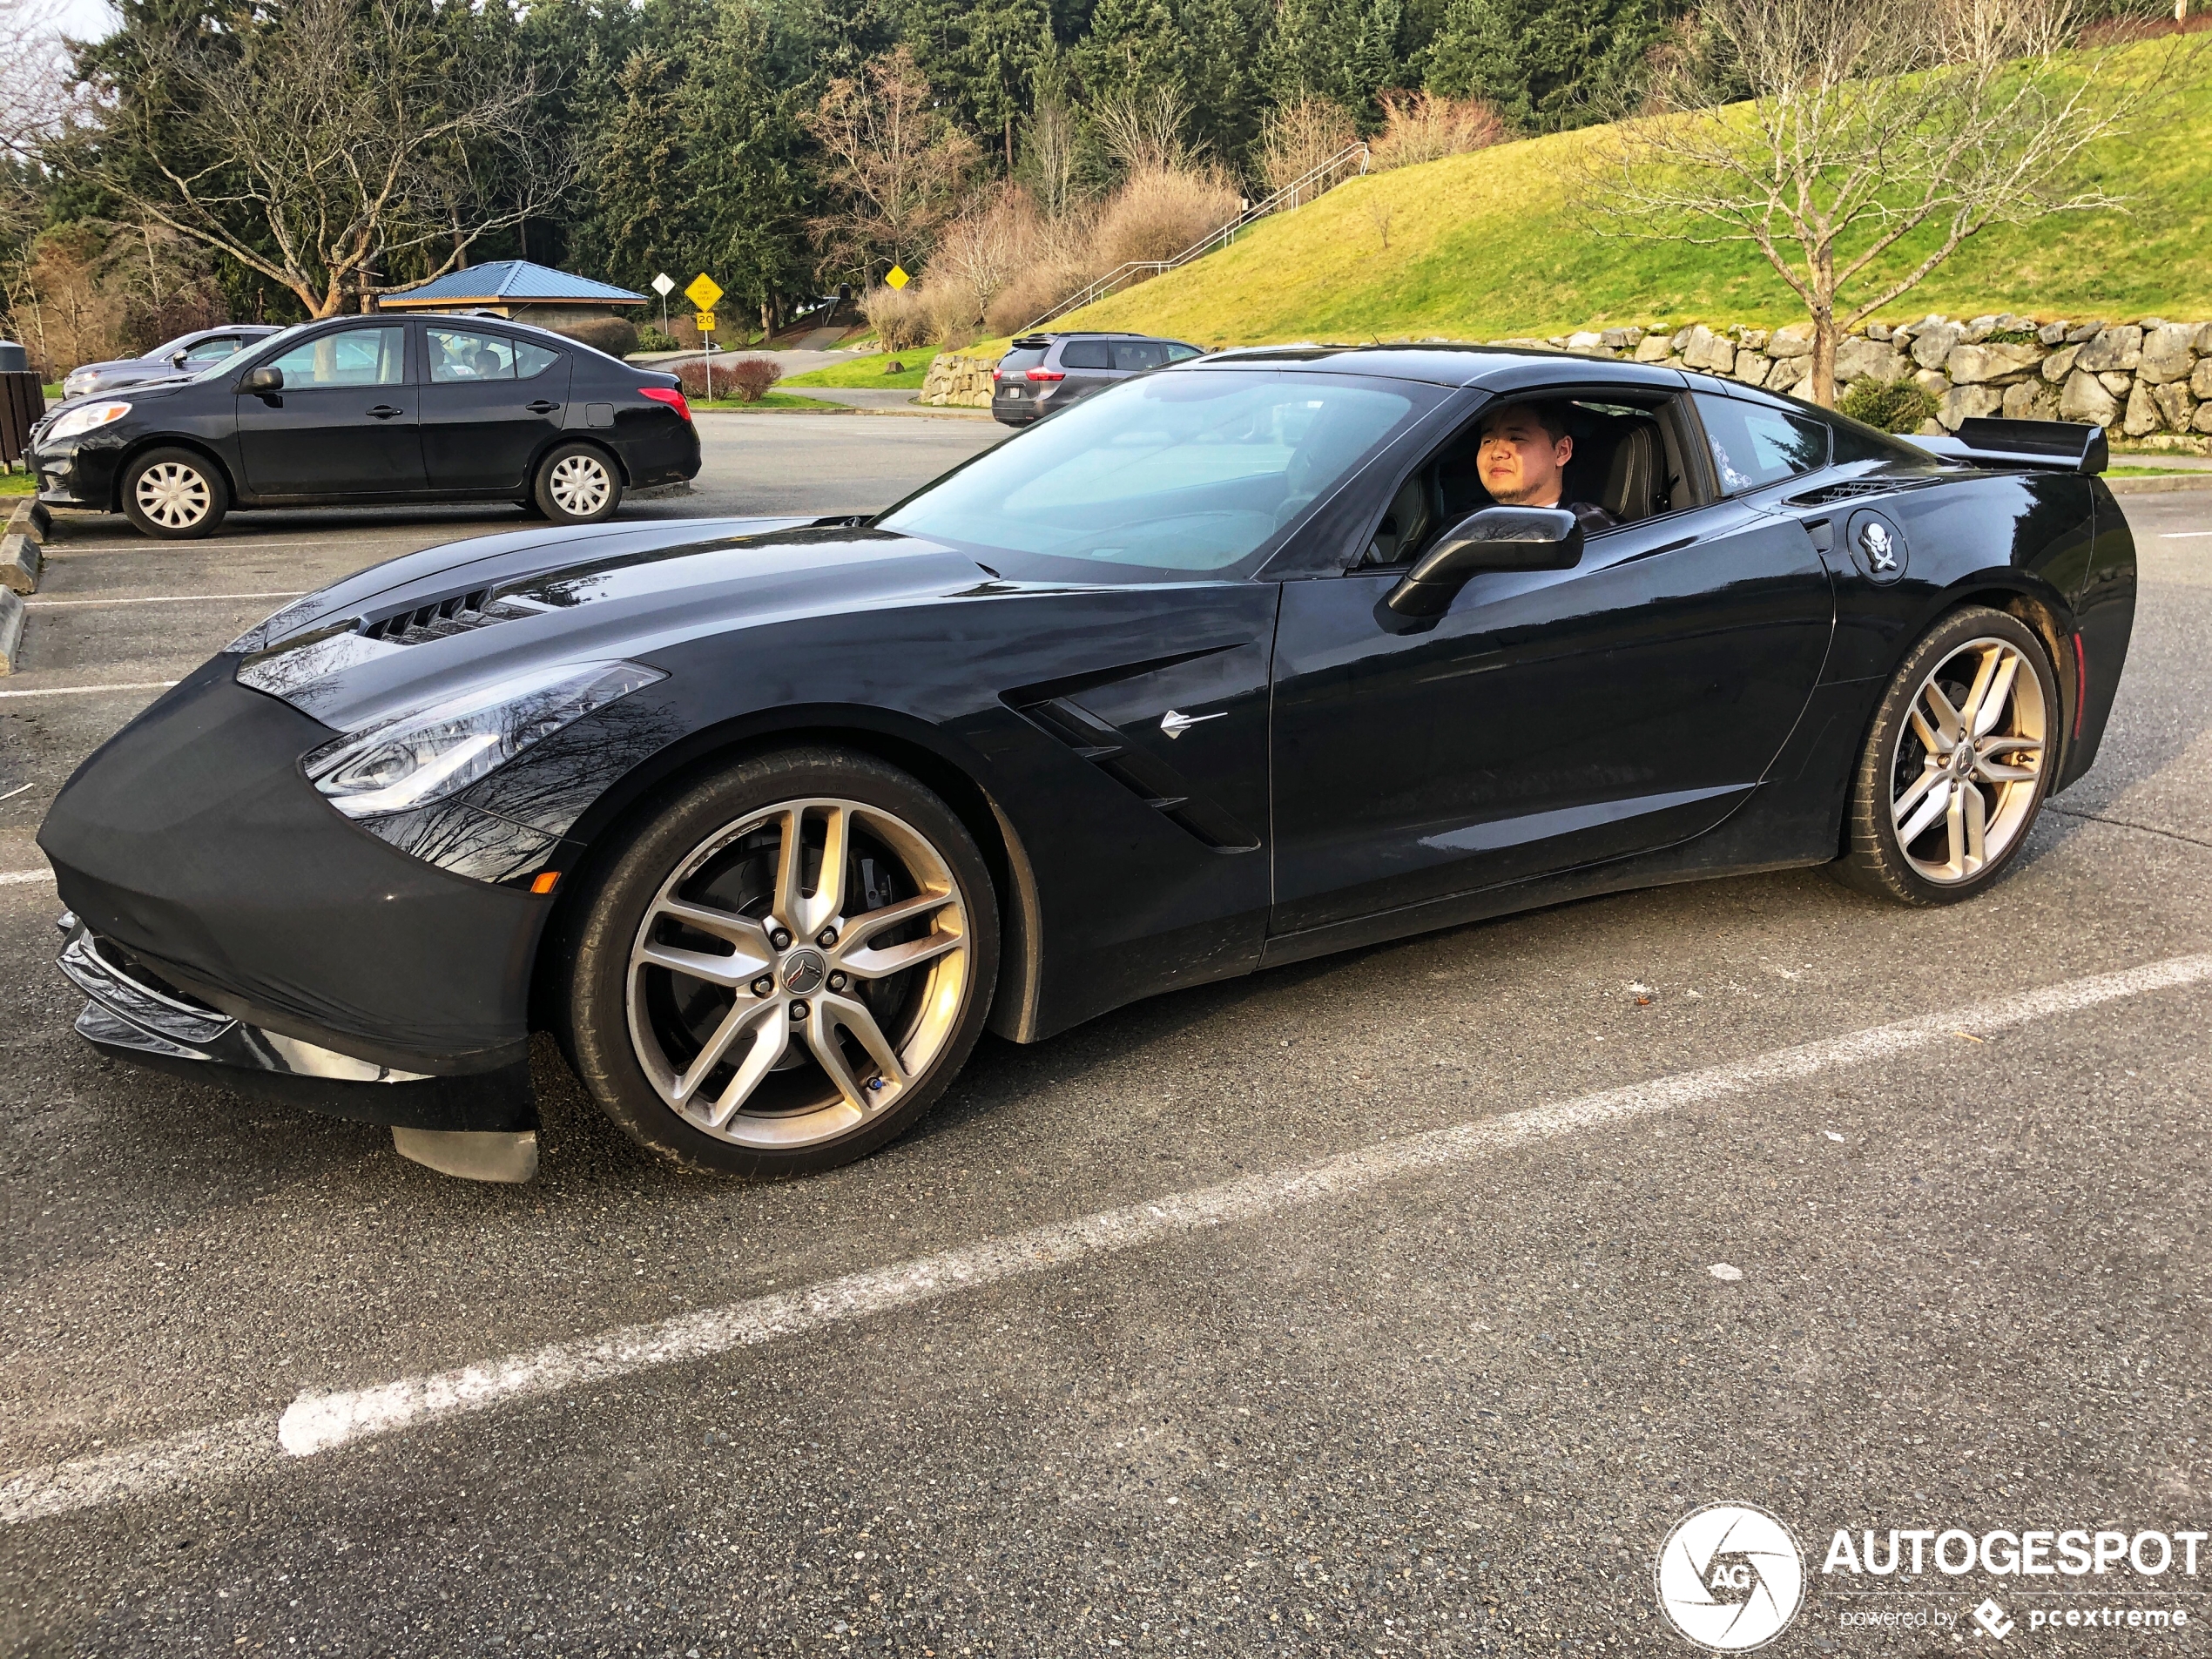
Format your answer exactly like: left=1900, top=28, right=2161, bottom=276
left=1914, top=418, right=2107, bottom=475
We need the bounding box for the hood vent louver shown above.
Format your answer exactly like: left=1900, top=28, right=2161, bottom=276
left=357, top=589, right=556, bottom=645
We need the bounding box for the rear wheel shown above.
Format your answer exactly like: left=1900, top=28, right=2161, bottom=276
left=564, top=747, right=999, bottom=1178
left=533, top=441, right=622, bottom=525
left=1834, top=605, right=2057, bottom=905
left=122, top=448, right=228, bottom=539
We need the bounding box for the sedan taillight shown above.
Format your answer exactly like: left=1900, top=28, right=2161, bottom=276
left=639, top=386, right=691, bottom=421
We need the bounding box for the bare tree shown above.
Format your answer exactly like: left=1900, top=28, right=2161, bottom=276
left=1588, top=0, right=2171, bottom=405
left=1258, top=97, right=1356, bottom=200
left=87, top=0, right=570, bottom=318
left=1093, top=86, right=1203, bottom=177
left=1, top=0, right=81, bottom=167
left=1017, top=98, right=1082, bottom=223
left=804, top=45, right=979, bottom=285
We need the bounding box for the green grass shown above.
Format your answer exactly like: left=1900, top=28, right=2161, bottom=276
left=2107, top=464, right=2201, bottom=475
left=0, top=470, right=36, bottom=496
left=782, top=352, right=939, bottom=389
left=692, top=392, right=853, bottom=412
left=1060, top=39, right=2212, bottom=344
left=42, top=384, right=63, bottom=401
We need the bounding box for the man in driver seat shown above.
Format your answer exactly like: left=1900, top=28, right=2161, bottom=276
left=1475, top=401, right=1618, bottom=535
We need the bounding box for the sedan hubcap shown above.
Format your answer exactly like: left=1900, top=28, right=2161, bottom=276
left=1890, top=637, right=2047, bottom=884
left=626, top=799, right=969, bottom=1148
left=134, top=462, right=211, bottom=529
left=549, top=455, right=611, bottom=516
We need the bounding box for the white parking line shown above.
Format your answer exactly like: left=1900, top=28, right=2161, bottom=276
left=2161, top=531, right=2212, bottom=538
left=0, top=681, right=178, bottom=699
left=25, top=590, right=306, bottom=609
left=4, top=948, right=2209, bottom=1527
left=0, top=867, right=54, bottom=885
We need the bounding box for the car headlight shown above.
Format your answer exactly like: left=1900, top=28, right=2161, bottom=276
left=43, top=400, right=132, bottom=442
left=303, top=660, right=664, bottom=819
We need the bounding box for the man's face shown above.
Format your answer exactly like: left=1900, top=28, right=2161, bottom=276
left=1478, top=409, right=1573, bottom=505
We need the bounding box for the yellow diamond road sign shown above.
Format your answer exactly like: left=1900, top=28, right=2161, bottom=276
left=684, top=273, right=723, bottom=310
left=885, top=265, right=909, bottom=291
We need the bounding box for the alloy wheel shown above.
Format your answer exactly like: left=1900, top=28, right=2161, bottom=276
left=548, top=453, right=612, bottom=517
left=133, top=462, right=212, bottom=530
left=625, top=798, right=970, bottom=1149
left=1888, top=636, right=2047, bottom=885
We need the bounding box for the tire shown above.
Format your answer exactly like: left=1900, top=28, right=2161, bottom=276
left=1833, top=605, right=2058, bottom=905
left=563, top=746, right=1000, bottom=1179
left=532, top=441, right=622, bottom=524
left=121, top=447, right=228, bottom=539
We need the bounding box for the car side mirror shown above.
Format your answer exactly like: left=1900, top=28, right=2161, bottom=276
left=1382, top=506, right=1583, bottom=620
left=242, top=366, right=283, bottom=395
left=168, top=350, right=190, bottom=368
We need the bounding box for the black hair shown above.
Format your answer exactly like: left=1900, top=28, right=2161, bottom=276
left=1479, top=399, right=1573, bottom=444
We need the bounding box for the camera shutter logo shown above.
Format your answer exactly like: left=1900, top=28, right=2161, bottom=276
left=1655, top=1502, right=1806, bottom=1651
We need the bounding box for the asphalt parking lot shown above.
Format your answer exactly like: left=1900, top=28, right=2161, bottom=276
left=1, top=430, right=2208, bottom=1657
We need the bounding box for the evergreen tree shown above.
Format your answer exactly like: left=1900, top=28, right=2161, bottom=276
left=1425, top=0, right=1677, bottom=130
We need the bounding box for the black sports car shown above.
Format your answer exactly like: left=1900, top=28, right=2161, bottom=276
left=27, top=314, right=700, bottom=539
left=38, top=347, right=2134, bottom=1184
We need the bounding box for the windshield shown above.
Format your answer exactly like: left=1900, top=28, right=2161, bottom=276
left=879, top=370, right=1420, bottom=573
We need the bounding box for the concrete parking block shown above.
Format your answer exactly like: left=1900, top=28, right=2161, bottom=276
left=0, top=586, right=24, bottom=672
left=2, top=497, right=43, bottom=594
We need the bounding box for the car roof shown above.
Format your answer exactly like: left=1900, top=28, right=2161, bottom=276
left=1178, top=341, right=1767, bottom=399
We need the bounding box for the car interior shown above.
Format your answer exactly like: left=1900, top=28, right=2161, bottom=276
left=1364, top=393, right=1705, bottom=565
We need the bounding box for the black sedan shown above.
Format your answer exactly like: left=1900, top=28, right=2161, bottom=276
left=60, top=324, right=287, bottom=401
left=27, top=314, right=701, bottom=538
left=38, top=347, right=2134, bottom=1184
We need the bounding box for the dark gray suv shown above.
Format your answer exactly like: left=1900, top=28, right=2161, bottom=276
left=990, top=332, right=1206, bottom=427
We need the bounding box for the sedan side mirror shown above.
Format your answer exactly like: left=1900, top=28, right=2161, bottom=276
left=242, top=366, right=283, bottom=395
left=1383, top=506, right=1583, bottom=620
left=168, top=350, right=191, bottom=368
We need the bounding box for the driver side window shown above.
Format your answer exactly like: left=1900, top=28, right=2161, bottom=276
left=1361, top=392, right=1699, bottom=566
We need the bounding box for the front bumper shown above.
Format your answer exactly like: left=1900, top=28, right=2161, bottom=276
left=38, top=656, right=552, bottom=1121
left=55, top=914, right=534, bottom=1130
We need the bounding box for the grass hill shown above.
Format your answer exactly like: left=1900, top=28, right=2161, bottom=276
left=1057, top=41, right=2212, bottom=345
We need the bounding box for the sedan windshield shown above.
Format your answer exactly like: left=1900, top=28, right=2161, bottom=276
left=880, top=370, right=1421, bottom=572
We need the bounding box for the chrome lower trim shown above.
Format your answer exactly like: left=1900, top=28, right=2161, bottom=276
left=57, top=920, right=433, bottom=1083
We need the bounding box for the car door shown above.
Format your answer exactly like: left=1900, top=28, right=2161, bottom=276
left=416, top=324, right=572, bottom=492
left=1055, top=337, right=1118, bottom=404
left=234, top=324, right=425, bottom=497
left=1267, top=388, right=1836, bottom=937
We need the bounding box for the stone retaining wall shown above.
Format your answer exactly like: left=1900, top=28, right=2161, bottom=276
left=1490, top=313, right=2212, bottom=445
left=919, top=353, right=997, bottom=408
left=921, top=316, right=2212, bottom=443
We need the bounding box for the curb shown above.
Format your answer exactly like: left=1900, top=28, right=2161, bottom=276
left=2106, top=473, right=2212, bottom=496
left=3, top=497, right=44, bottom=595
left=0, top=588, right=24, bottom=675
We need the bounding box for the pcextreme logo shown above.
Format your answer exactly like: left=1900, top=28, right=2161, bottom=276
left=1655, top=1503, right=1807, bottom=1651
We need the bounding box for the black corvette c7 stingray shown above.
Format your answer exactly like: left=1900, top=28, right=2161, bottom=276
left=39, top=346, right=2135, bottom=1184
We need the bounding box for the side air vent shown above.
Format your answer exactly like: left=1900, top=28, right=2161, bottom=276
left=1785, top=477, right=1937, bottom=508
left=358, top=589, right=554, bottom=644
left=1016, top=695, right=1260, bottom=853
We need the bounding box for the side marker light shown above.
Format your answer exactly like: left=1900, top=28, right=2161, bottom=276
left=531, top=871, right=561, bottom=895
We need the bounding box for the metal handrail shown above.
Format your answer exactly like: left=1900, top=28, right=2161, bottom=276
left=1017, top=141, right=1371, bottom=335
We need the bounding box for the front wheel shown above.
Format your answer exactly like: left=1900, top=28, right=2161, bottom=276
left=1834, top=605, right=2058, bottom=905
left=563, top=747, right=1000, bottom=1179
left=122, top=447, right=228, bottom=539
left=533, top=441, right=622, bottom=525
